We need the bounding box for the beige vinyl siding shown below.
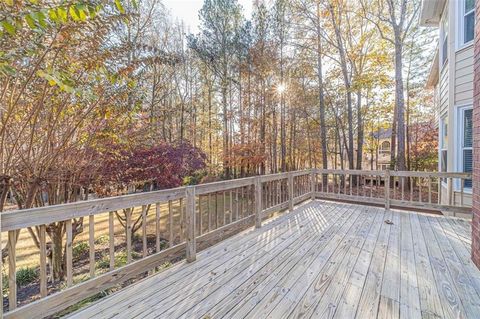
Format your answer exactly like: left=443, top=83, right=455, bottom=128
left=439, top=63, right=449, bottom=116
left=454, top=45, right=473, bottom=105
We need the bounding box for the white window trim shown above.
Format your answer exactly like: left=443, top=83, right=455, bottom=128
left=440, top=13, right=448, bottom=67
left=457, top=0, right=475, bottom=50
left=454, top=104, right=473, bottom=193
left=439, top=115, right=448, bottom=187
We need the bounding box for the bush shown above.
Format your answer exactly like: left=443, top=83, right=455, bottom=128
left=73, top=242, right=89, bottom=260
left=95, top=235, right=109, bottom=245
left=16, top=267, right=38, bottom=287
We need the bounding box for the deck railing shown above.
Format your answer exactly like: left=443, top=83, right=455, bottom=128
left=0, top=168, right=471, bottom=318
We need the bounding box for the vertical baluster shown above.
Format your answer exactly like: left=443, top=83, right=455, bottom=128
left=349, top=174, right=352, bottom=196
left=185, top=186, right=196, bottom=262
left=235, top=189, right=239, bottom=220
left=429, top=176, right=432, bottom=204
left=410, top=177, right=413, bottom=202
left=179, top=198, right=184, bottom=241
left=39, top=225, right=47, bottom=297
left=419, top=177, right=423, bottom=203
left=460, top=178, right=464, bottom=207
left=401, top=177, right=405, bottom=201
left=89, top=215, right=95, bottom=277
left=229, top=190, right=233, bottom=223
left=8, top=230, right=16, bottom=309
left=448, top=177, right=453, bottom=207
left=214, top=192, right=219, bottom=229
left=109, top=211, right=115, bottom=270
left=241, top=187, right=245, bottom=218
left=223, top=191, right=227, bottom=226
left=370, top=175, right=373, bottom=198
left=438, top=176, right=442, bottom=204
left=208, top=194, right=212, bottom=232
left=65, top=220, right=73, bottom=287
left=198, top=196, right=203, bottom=236
left=393, top=176, right=396, bottom=199
left=168, top=200, right=173, bottom=247
left=155, top=203, right=161, bottom=253
left=141, top=205, right=147, bottom=258
left=126, top=208, right=132, bottom=263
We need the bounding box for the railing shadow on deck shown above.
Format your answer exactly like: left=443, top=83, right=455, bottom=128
left=0, top=168, right=471, bottom=318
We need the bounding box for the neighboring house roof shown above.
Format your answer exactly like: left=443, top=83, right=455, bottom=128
left=419, top=0, right=446, bottom=26
left=371, top=128, right=392, bottom=139
left=426, top=47, right=439, bottom=88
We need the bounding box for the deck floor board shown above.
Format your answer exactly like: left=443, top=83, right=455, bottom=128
left=69, top=200, right=480, bottom=319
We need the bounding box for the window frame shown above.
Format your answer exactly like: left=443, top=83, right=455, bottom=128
left=440, top=13, right=448, bottom=66
left=455, top=105, right=473, bottom=192
left=438, top=114, right=449, bottom=185
left=457, top=0, right=475, bottom=49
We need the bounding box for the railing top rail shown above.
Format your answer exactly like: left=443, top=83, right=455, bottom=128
left=315, top=168, right=471, bottom=179
left=2, top=186, right=187, bottom=232
left=1, top=169, right=314, bottom=232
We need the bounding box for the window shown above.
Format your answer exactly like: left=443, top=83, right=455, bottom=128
left=440, top=116, right=448, bottom=173
left=460, top=107, right=472, bottom=188
left=460, top=0, right=475, bottom=45
left=379, top=141, right=390, bottom=153
left=440, top=15, right=448, bottom=65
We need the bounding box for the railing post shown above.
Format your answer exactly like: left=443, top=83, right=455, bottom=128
left=255, top=176, right=262, bottom=228
left=385, top=169, right=391, bottom=210
left=185, top=186, right=196, bottom=262
left=310, top=169, right=316, bottom=200
left=288, top=172, right=294, bottom=211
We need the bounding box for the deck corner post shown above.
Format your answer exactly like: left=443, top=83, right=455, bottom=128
left=185, top=186, right=196, bottom=262
left=254, top=176, right=262, bottom=228
left=385, top=169, right=391, bottom=210
left=288, top=172, right=294, bottom=211
left=310, top=169, right=316, bottom=200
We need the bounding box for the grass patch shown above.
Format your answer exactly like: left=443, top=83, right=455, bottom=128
left=72, top=242, right=89, bottom=260
left=94, top=235, right=109, bottom=245
left=15, top=267, right=38, bottom=287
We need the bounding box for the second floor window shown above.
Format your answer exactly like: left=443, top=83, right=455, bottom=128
left=441, top=16, right=448, bottom=65
left=462, top=0, right=475, bottom=44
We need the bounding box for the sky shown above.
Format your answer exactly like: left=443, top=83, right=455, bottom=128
left=162, top=0, right=254, bottom=33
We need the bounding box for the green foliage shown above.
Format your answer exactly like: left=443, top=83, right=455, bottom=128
left=73, top=242, right=89, bottom=260
left=95, top=235, right=110, bottom=245
left=16, top=267, right=38, bottom=287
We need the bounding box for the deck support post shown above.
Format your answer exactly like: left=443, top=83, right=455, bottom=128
left=385, top=169, right=391, bottom=210
left=255, top=177, right=262, bottom=228
left=186, top=186, right=196, bottom=262
left=288, top=172, right=294, bottom=211
left=310, top=169, right=316, bottom=200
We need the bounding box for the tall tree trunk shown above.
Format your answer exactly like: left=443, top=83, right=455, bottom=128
left=394, top=39, right=406, bottom=171
left=316, top=2, right=328, bottom=174
left=356, top=90, right=363, bottom=170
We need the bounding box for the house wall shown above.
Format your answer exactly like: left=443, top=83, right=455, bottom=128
left=471, top=0, right=480, bottom=270
left=436, top=0, right=474, bottom=216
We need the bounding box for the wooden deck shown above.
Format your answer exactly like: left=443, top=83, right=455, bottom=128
left=69, top=200, right=480, bottom=319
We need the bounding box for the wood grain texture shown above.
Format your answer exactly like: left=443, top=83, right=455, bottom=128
left=5, top=199, right=478, bottom=319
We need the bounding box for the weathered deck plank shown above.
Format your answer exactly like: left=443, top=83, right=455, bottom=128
left=69, top=200, right=480, bottom=319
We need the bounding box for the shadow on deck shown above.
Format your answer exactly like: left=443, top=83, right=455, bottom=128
left=69, top=200, right=480, bottom=319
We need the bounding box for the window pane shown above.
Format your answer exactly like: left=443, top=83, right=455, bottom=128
left=441, top=118, right=448, bottom=148
left=465, top=12, right=474, bottom=43
left=442, top=36, right=448, bottom=64
left=466, top=0, right=474, bottom=12
left=441, top=150, right=447, bottom=172
left=464, top=109, right=472, bottom=147
left=463, top=149, right=472, bottom=188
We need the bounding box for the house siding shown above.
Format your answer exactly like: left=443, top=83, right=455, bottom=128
left=455, top=45, right=474, bottom=105
left=471, top=0, right=480, bottom=269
